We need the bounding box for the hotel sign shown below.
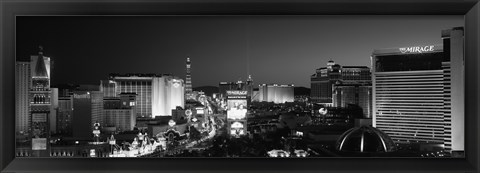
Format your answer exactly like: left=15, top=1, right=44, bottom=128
left=399, top=45, right=435, bottom=54
left=226, top=90, right=248, bottom=99
left=226, top=90, right=247, bottom=95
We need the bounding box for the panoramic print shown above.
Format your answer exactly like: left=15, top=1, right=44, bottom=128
left=15, top=16, right=465, bottom=158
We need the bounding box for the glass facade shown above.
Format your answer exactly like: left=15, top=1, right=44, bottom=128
left=15, top=62, right=31, bottom=134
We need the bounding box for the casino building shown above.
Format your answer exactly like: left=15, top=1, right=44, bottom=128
left=257, top=84, right=294, bottom=104
left=100, top=74, right=185, bottom=118
left=371, top=27, right=464, bottom=156
left=310, top=61, right=371, bottom=106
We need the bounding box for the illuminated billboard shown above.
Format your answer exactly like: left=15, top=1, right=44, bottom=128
left=226, top=90, right=248, bottom=137
left=196, top=107, right=205, bottom=115
left=227, top=100, right=247, bottom=120
left=229, top=121, right=246, bottom=137
left=226, top=90, right=248, bottom=121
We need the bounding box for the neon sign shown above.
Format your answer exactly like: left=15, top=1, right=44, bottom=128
left=399, top=45, right=435, bottom=54
left=226, top=90, right=248, bottom=95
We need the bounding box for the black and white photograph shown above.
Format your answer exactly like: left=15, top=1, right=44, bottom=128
left=14, top=15, right=465, bottom=158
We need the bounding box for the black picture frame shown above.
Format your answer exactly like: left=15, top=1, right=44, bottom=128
left=1, top=0, right=479, bottom=172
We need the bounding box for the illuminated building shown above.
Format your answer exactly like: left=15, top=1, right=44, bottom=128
left=442, top=27, right=464, bottom=156
left=185, top=57, right=194, bottom=100
left=152, top=76, right=185, bottom=116
left=57, top=95, right=73, bottom=135
left=372, top=27, right=464, bottom=155
left=72, top=91, right=104, bottom=139
left=100, top=74, right=185, bottom=118
left=310, top=61, right=371, bottom=105
left=29, top=46, right=52, bottom=157
left=258, top=84, right=294, bottom=104
left=373, top=45, right=445, bottom=145
left=310, top=60, right=340, bottom=104
left=332, top=83, right=372, bottom=118
left=15, top=61, right=31, bottom=134
left=100, top=75, right=152, bottom=117
left=100, top=80, right=116, bottom=97
left=103, top=93, right=137, bottom=132
left=226, top=90, right=248, bottom=137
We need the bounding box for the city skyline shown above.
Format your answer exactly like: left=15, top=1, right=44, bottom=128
left=14, top=18, right=466, bottom=158
left=16, top=16, right=463, bottom=87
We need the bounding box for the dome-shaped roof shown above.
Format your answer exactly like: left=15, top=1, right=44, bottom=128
left=335, top=126, right=396, bottom=153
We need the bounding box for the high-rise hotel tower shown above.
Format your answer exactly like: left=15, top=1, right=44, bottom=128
left=100, top=74, right=185, bottom=118
left=311, top=61, right=371, bottom=105
left=372, top=27, right=464, bottom=156
left=16, top=61, right=31, bottom=135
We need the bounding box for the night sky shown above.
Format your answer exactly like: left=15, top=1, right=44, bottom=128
left=16, top=16, right=463, bottom=88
